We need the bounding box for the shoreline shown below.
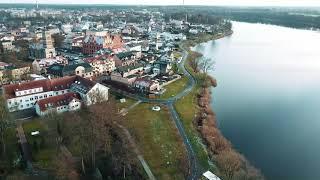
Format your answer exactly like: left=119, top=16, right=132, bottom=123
left=182, top=30, right=264, bottom=179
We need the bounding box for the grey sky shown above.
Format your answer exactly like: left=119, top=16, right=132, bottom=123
left=4, top=0, right=320, bottom=7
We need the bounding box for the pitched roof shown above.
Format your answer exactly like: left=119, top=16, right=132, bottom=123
left=116, top=51, right=134, bottom=60
left=47, top=63, right=93, bottom=74
left=116, top=63, right=144, bottom=73
left=36, top=92, right=81, bottom=112
left=83, top=54, right=114, bottom=64
left=63, top=63, right=92, bottom=73
left=2, top=75, right=96, bottom=99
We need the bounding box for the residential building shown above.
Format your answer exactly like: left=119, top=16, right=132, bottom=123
left=133, top=78, right=160, bottom=93
left=114, top=51, right=139, bottom=67
left=110, top=63, right=144, bottom=85
left=35, top=92, right=81, bottom=116
left=32, top=56, right=68, bottom=74
left=47, top=63, right=93, bottom=78
left=84, top=54, right=116, bottom=76
left=2, top=75, right=109, bottom=112
left=0, top=40, right=14, bottom=52
left=10, top=66, right=31, bottom=80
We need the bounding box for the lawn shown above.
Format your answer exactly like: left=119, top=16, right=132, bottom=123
left=110, top=92, right=137, bottom=110
left=22, top=119, right=56, bottom=169
left=159, top=76, right=189, bottom=99
left=116, top=97, right=137, bottom=110
left=124, top=103, right=188, bottom=179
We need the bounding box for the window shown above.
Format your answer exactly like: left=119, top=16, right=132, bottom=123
left=20, top=99, right=22, bottom=102
left=55, top=92, right=58, bottom=95
left=30, top=98, right=34, bottom=101
left=35, top=96, right=38, bottom=100
left=20, top=105, right=23, bottom=108
left=44, top=94, right=47, bottom=98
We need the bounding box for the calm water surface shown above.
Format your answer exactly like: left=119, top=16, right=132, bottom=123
left=193, top=22, right=320, bottom=180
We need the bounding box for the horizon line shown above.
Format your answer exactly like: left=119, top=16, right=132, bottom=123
left=0, top=3, right=320, bottom=8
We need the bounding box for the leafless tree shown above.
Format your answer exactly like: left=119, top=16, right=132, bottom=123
left=189, top=57, right=199, bottom=73
left=0, top=96, right=10, bottom=157
left=216, top=150, right=242, bottom=180
left=199, top=57, right=215, bottom=74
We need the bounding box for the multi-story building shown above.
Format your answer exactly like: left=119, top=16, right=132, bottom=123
left=0, top=40, right=14, bottom=52
left=82, top=33, right=124, bottom=55
left=2, top=75, right=109, bottom=113
left=35, top=92, right=81, bottom=116
left=32, top=56, right=68, bottom=74
left=84, top=54, right=116, bottom=76
left=47, top=63, right=94, bottom=78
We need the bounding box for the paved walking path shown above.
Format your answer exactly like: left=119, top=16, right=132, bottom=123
left=117, top=124, right=156, bottom=180
left=16, top=124, right=32, bottom=163
left=119, top=100, right=142, bottom=116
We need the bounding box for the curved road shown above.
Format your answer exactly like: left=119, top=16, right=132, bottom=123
left=109, top=47, right=203, bottom=179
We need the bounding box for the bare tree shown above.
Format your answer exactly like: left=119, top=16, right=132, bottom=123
left=199, top=57, right=215, bottom=74
left=189, top=57, right=199, bottom=73
left=53, top=154, right=79, bottom=180
left=0, top=96, right=10, bottom=157
left=216, top=150, right=242, bottom=180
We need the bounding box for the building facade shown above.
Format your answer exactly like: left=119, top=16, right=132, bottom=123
left=2, top=75, right=109, bottom=113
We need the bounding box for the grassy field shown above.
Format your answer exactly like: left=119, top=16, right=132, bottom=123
left=116, top=97, right=137, bottom=110
left=124, top=103, right=188, bottom=179
left=159, top=77, right=189, bottom=99
left=22, top=119, right=56, bottom=169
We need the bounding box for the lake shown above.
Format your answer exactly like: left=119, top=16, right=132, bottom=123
left=193, top=22, right=320, bottom=180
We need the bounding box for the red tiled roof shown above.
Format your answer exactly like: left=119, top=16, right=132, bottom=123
left=0, top=61, right=9, bottom=67
left=2, top=79, right=50, bottom=99
left=83, top=54, right=115, bottom=64
left=2, top=75, right=96, bottom=99
left=36, top=92, right=81, bottom=111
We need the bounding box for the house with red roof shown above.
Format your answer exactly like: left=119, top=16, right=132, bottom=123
left=35, top=92, right=81, bottom=116
left=83, top=54, right=116, bottom=76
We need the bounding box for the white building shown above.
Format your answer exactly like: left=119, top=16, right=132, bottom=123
left=35, top=92, right=81, bottom=116
left=2, top=75, right=109, bottom=113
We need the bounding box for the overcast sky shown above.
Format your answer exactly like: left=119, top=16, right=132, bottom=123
left=3, top=0, right=320, bottom=7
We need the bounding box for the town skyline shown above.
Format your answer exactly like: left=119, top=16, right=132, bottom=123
left=3, top=0, right=320, bottom=7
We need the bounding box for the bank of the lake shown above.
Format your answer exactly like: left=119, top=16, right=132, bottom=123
left=194, top=21, right=320, bottom=180
left=176, top=30, right=263, bottom=179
